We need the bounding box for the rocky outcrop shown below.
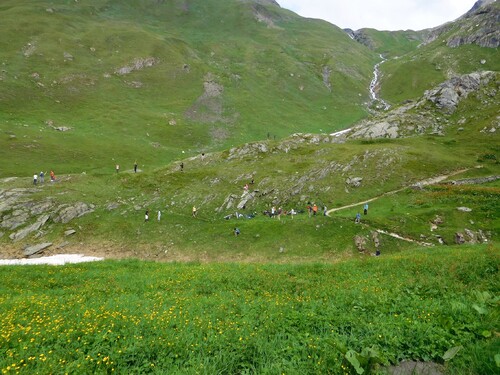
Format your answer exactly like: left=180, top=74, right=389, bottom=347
left=53, top=202, right=95, bottom=224
left=185, top=74, right=232, bottom=124
left=23, top=242, right=52, bottom=257
left=1, top=188, right=96, bottom=242
left=455, top=229, right=489, bottom=244
left=343, top=71, right=498, bottom=139
left=10, top=215, right=50, bottom=242
left=115, top=57, right=159, bottom=75
left=422, top=0, right=499, bottom=48
left=445, top=175, right=500, bottom=185
left=423, top=72, right=492, bottom=113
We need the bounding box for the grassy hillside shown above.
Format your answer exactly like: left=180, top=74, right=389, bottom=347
left=0, top=0, right=379, bottom=177
left=377, top=1, right=500, bottom=104
left=1, top=75, right=498, bottom=259
left=352, top=28, right=424, bottom=58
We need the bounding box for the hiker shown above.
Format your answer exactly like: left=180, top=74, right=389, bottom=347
left=157, top=210, right=161, bottom=222
left=364, top=203, right=369, bottom=215
left=145, top=210, right=149, bottom=222
left=312, top=204, right=318, bottom=216
left=116, top=164, right=120, bottom=173
left=277, top=207, right=282, bottom=221
left=375, top=249, right=381, bottom=256
left=355, top=212, right=361, bottom=224
left=307, top=203, right=312, bottom=217
left=234, top=227, right=240, bottom=236
left=243, top=183, right=249, bottom=192
left=39, top=171, right=45, bottom=184
left=134, top=161, right=138, bottom=173
left=33, top=173, right=38, bottom=186
left=201, top=153, right=205, bottom=161
left=192, top=205, right=197, bottom=217
left=180, top=162, right=184, bottom=172
left=271, top=206, right=276, bottom=217
left=50, top=170, right=56, bottom=182
left=323, top=206, right=327, bottom=216
left=289, top=208, right=296, bottom=219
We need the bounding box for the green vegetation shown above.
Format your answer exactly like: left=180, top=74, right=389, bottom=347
left=0, top=1, right=499, bottom=374
left=1, top=246, right=498, bottom=374
left=0, top=0, right=377, bottom=176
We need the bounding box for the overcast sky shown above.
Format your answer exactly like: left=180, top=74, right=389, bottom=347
left=277, top=0, right=478, bottom=31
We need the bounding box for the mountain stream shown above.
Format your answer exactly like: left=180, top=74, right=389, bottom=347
left=369, top=54, right=391, bottom=110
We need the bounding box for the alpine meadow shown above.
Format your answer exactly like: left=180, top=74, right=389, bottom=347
left=0, top=0, right=499, bottom=374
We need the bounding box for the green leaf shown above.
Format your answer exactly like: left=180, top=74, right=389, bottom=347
left=442, top=346, right=462, bottom=361
left=481, top=330, right=492, bottom=338
left=472, top=304, right=487, bottom=315
left=346, top=350, right=364, bottom=374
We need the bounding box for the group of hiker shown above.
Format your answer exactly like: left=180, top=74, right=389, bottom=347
left=33, top=170, right=56, bottom=185
left=115, top=161, right=139, bottom=174
left=355, top=203, right=369, bottom=223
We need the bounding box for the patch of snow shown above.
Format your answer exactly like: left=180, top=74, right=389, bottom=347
left=0, top=254, right=104, bottom=266
left=330, top=128, right=351, bottom=137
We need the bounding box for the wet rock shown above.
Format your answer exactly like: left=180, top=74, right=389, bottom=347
left=23, top=242, right=53, bottom=257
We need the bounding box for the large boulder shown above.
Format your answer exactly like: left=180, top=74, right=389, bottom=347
left=23, top=242, right=52, bottom=257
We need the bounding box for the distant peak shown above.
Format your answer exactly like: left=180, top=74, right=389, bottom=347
left=469, top=0, right=496, bottom=12
left=241, top=0, right=280, bottom=7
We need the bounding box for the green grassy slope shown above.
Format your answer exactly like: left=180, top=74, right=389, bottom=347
left=352, top=28, right=424, bottom=58
left=1, top=80, right=498, bottom=258
left=0, top=0, right=378, bottom=177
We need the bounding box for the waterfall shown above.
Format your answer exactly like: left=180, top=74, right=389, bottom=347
left=369, top=54, right=391, bottom=110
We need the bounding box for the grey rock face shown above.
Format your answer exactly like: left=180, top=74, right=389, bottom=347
left=9, top=214, right=50, bottom=242
left=23, top=242, right=52, bottom=257
left=53, top=202, right=95, bottom=224
left=424, top=72, right=487, bottom=113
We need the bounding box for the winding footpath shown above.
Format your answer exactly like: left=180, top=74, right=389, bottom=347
left=326, top=168, right=475, bottom=245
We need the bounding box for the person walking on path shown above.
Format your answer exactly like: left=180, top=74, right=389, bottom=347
left=312, top=204, right=318, bottom=216
left=364, top=203, right=369, bottom=215
left=39, top=171, right=45, bottom=184
left=192, top=205, right=197, bottom=217
left=355, top=212, right=361, bottom=224
left=145, top=210, right=149, bottom=222
left=116, top=164, right=120, bottom=173
left=50, top=170, right=56, bottom=182
left=323, top=205, right=327, bottom=216
left=234, top=227, right=240, bottom=236
left=180, top=162, right=184, bottom=172
left=157, top=210, right=161, bottom=222
left=33, top=173, right=38, bottom=186
left=134, top=161, right=138, bottom=173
